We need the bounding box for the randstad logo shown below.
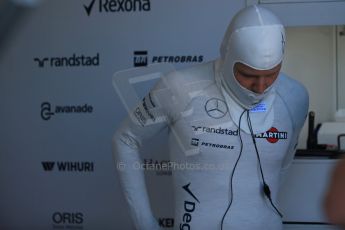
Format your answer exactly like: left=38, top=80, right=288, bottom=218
left=33, top=53, right=100, bottom=68
left=192, top=126, right=238, bottom=136
left=40, top=102, right=93, bottom=121
left=83, top=0, right=151, bottom=16
left=42, top=161, right=94, bottom=172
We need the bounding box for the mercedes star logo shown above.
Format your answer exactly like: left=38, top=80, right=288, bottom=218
left=204, top=98, right=228, bottom=119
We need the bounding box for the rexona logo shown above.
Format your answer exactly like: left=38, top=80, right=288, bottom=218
left=133, top=50, right=203, bottom=67
left=180, top=183, right=199, bottom=230
left=42, top=161, right=94, bottom=172
left=41, top=102, right=93, bottom=121
left=158, top=217, right=174, bottom=228
left=83, top=0, right=151, bottom=16
left=255, top=127, right=288, bottom=144
left=34, top=53, right=100, bottom=68
left=52, top=212, right=84, bottom=230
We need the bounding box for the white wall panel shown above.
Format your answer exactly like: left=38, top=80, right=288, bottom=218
left=282, top=26, right=336, bottom=148
left=337, top=26, right=345, bottom=109
left=0, top=1, right=245, bottom=229
left=250, top=0, right=345, bottom=26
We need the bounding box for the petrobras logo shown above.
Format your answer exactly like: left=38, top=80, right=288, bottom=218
left=255, top=127, right=288, bottom=143
left=192, top=126, right=238, bottom=136
left=34, top=53, right=100, bottom=68
left=133, top=51, right=148, bottom=67
left=133, top=50, right=204, bottom=67
left=52, top=211, right=84, bottom=229
left=190, top=138, right=199, bottom=147
left=190, top=138, right=234, bottom=150
left=158, top=217, right=174, bottom=228
left=40, top=102, right=93, bottom=121
left=83, top=0, right=151, bottom=16
left=42, top=161, right=94, bottom=172
left=200, top=141, right=234, bottom=150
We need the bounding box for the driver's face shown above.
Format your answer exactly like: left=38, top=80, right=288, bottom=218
left=233, top=62, right=281, bottom=94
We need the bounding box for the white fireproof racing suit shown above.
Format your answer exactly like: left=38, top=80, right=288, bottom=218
left=112, top=60, right=308, bottom=230
left=112, top=5, right=309, bottom=230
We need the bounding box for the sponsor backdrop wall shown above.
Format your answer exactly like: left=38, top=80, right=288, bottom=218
left=0, top=0, right=246, bottom=229
left=0, top=1, right=344, bottom=230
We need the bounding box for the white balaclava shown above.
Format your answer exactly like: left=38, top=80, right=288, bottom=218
left=219, top=5, right=286, bottom=109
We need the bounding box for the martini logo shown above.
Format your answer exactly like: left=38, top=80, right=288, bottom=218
left=83, top=0, right=151, bottom=16
left=133, top=50, right=203, bottom=67
left=255, top=127, right=288, bottom=143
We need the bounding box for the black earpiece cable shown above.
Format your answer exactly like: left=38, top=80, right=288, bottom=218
left=220, top=109, right=247, bottom=230
left=246, top=110, right=283, bottom=218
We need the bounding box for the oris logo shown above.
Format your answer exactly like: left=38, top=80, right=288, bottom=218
left=52, top=212, right=83, bottom=229
left=255, top=127, right=288, bottom=143
left=83, top=0, right=151, bottom=16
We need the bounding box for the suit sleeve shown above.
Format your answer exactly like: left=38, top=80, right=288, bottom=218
left=112, top=78, right=174, bottom=230
left=278, top=75, right=309, bottom=178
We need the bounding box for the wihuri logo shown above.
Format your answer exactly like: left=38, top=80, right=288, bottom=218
left=42, top=162, right=94, bottom=172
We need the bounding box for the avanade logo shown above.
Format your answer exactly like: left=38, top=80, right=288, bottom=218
left=83, top=0, right=151, bottom=16
left=41, top=102, right=93, bottom=121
